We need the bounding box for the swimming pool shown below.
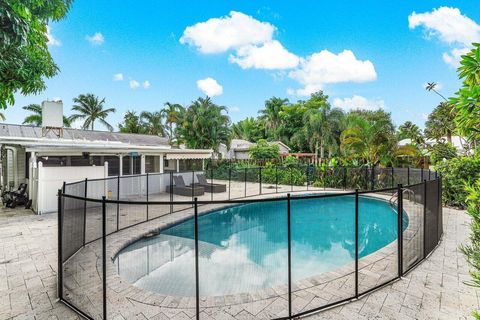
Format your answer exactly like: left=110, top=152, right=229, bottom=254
left=114, top=195, right=407, bottom=297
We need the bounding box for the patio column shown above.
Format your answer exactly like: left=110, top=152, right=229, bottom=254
left=118, top=155, right=123, bottom=176
left=130, top=156, right=134, bottom=175
left=159, top=154, right=164, bottom=173
left=140, top=154, right=146, bottom=174
left=176, top=159, right=180, bottom=173
left=28, top=152, right=36, bottom=200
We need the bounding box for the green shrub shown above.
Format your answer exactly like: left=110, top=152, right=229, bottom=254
left=429, top=142, right=457, bottom=165
left=462, top=180, right=480, bottom=319
left=435, top=156, right=480, bottom=208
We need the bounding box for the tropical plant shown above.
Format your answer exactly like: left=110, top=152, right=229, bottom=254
left=248, top=139, right=280, bottom=160
left=301, top=105, right=344, bottom=162
left=450, top=43, right=480, bottom=146
left=398, top=121, right=424, bottom=145
left=0, top=112, right=5, bottom=121
left=0, top=0, right=71, bottom=109
left=462, top=178, right=480, bottom=320
left=118, top=111, right=146, bottom=134
left=70, top=94, right=116, bottom=131
left=425, top=82, right=448, bottom=101
left=340, top=112, right=396, bottom=165
left=162, top=102, right=184, bottom=143
left=22, top=103, right=71, bottom=127
left=177, top=97, right=231, bottom=152
left=429, top=142, right=457, bottom=165
left=259, top=97, right=289, bottom=140
left=232, top=117, right=267, bottom=142
left=424, top=102, right=456, bottom=143
left=140, top=111, right=165, bottom=136
left=435, top=155, right=480, bottom=208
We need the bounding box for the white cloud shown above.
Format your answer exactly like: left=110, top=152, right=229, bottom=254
left=46, top=26, right=60, bottom=46
left=113, top=73, right=124, bottom=81
left=142, top=80, right=151, bottom=89
left=442, top=47, right=471, bottom=67
left=332, top=95, right=385, bottom=111
left=86, top=32, right=105, bottom=45
left=180, top=11, right=275, bottom=54
left=288, top=50, right=377, bottom=96
left=196, top=77, right=223, bottom=97
left=229, top=106, right=240, bottom=113
left=408, top=7, right=480, bottom=67
left=129, top=80, right=140, bottom=89
left=229, top=40, right=300, bottom=70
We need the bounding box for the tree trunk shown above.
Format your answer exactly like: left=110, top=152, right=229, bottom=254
left=447, top=131, right=452, bottom=143
left=320, top=141, right=325, bottom=164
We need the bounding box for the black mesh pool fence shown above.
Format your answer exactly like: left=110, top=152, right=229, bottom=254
left=58, top=166, right=443, bottom=320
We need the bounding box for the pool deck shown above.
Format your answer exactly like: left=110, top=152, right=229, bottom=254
left=0, top=197, right=479, bottom=319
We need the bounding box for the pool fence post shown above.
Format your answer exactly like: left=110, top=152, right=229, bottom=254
left=83, top=178, right=88, bottom=245
left=194, top=197, right=200, bottom=320
left=275, top=166, right=278, bottom=193
left=146, top=173, right=149, bottom=220
left=370, top=166, right=375, bottom=191
left=228, top=167, right=231, bottom=200
left=355, top=189, right=359, bottom=298
left=421, top=167, right=424, bottom=182
left=170, top=172, right=173, bottom=214
left=116, top=176, right=120, bottom=231
left=364, top=167, right=368, bottom=190
left=397, top=184, right=403, bottom=278
left=306, top=165, right=309, bottom=191
left=259, top=166, right=262, bottom=195
left=211, top=167, right=214, bottom=201
left=407, top=167, right=410, bottom=186
left=102, top=196, right=107, bottom=320
left=57, top=189, right=63, bottom=300
left=428, top=169, right=431, bottom=181
left=391, top=167, right=395, bottom=189
left=290, top=167, right=293, bottom=192
left=423, top=179, right=427, bottom=258
left=191, top=170, right=195, bottom=208
left=244, top=168, right=247, bottom=198
left=343, top=167, right=347, bottom=190
left=287, top=193, right=292, bottom=319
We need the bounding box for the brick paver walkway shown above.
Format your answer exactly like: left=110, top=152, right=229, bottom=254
left=0, top=205, right=478, bottom=319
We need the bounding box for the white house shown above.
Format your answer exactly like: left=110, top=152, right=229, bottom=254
left=0, top=101, right=212, bottom=214
left=218, top=139, right=291, bottom=160
left=398, top=136, right=471, bottom=154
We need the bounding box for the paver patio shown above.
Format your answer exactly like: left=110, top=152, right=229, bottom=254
left=0, top=204, right=478, bottom=319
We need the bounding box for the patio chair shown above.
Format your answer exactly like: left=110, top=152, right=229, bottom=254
left=192, top=173, right=227, bottom=193
left=3, top=183, right=31, bottom=208
left=166, top=175, right=204, bottom=196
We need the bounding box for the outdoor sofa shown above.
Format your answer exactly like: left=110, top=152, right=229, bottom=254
left=191, top=173, right=227, bottom=193
left=166, top=175, right=205, bottom=196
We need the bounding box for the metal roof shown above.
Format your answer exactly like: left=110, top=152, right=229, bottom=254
left=0, top=123, right=170, bottom=147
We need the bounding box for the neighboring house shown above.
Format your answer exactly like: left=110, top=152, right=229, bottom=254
left=0, top=101, right=212, bottom=214
left=398, top=136, right=470, bottom=154
left=218, top=139, right=291, bottom=160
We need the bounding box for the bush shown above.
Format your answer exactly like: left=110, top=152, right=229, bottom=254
left=462, top=180, right=480, bottom=319
left=430, top=142, right=457, bottom=165
left=435, top=155, right=480, bottom=208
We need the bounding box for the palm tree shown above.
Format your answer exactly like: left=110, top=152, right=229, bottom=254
left=259, top=97, right=288, bottom=140
left=177, top=97, right=231, bottom=152
left=340, top=114, right=396, bottom=165
left=301, top=105, right=344, bottom=162
left=22, top=103, right=71, bottom=127
left=118, top=111, right=145, bottom=133
left=424, top=102, right=456, bottom=143
left=398, top=121, right=424, bottom=145
left=140, top=111, right=165, bottom=136
left=426, top=82, right=448, bottom=101
left=162, top=102, right=184, bottom=143
left=70, top=94, right=116, bottom=131
left=0, top=112, right=5, bottom=121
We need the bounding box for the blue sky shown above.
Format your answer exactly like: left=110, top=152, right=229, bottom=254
left=4, top=0, right=480, bottom=130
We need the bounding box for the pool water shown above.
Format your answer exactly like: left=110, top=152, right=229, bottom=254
left=114, top=195, right=407, bottom=296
